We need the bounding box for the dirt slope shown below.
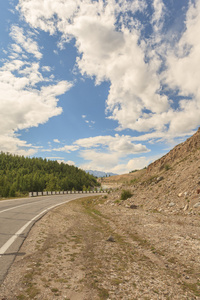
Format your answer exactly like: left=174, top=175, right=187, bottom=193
left=103, top=127, right=200, bottom=213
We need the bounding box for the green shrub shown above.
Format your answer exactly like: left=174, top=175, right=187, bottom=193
left=120, top=189, right=132, bottom=200
left=164, top=164, right=170, bottom=171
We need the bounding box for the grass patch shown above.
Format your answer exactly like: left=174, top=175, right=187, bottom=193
left=81, top=197, right=107, bottom=221
left=16, top=295, right=27, bottom=300
left=130, top=178, right=138, bottom=185
left=164, top=164, right=171, bottom=171
left=120, top=189, right=132, bottom=200
left=142, top=175, right=157, bottom=186
left=25, top=286, right=40, bottom=299
left=114, top=199, right=121, bottom=204
left=182, top=282, right=200, bottom=297
left=98, top=287, right=110, bottom=299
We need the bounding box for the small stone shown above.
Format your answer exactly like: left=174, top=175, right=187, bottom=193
left=130, top=204, right=137, bottom=209
left=193, top=202, right=200, bottom=208
left=107, top=235, right=115, bottom=242
left=156, top=176, right=164, bottom=183
left=169, top=202, right=175, bottom=207
left=183, top=204, right=189, bottom=211
left=178, top=193, right=183, bottom=197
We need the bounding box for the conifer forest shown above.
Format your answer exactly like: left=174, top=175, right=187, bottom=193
left=0, top=152, right=99, bottom=198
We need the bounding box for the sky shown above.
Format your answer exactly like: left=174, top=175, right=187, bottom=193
left=0, top=0, right=200, bottom=175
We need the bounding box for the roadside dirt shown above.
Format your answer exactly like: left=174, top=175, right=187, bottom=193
left=0, top=194, right=199, bottom=300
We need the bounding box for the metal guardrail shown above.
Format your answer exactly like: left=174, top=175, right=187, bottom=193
left=29, top=190, right=107, bottom=197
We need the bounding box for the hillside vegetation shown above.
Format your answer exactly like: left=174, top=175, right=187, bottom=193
left=0, top=152, right=99, bottom=198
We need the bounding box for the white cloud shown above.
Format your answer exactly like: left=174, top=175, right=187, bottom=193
left=79, top=150, right=156, bottom=174
left=74, top=134, right=149, bottom=154
left=112, top=157, right=151, bottom=174
left=51, top=134, right=150, bottom=174
left=17, top=0, right=79, bottom=35
left=46, top=158, right=76, bottom=166
left=58, top=160, right=75, bottom=166
left=17, top=0, right=171, bottom=137
left=151, top=0, right=166, bottom=34
left=12, top=0, right=200, bottom=164
left=54, top=145, right=79, bottom=153
left=11, top=43, right=23, bottom=54
left=53, top=139, right=60, bottom=143
left=0, top=70, right=72, bottom=135
left=10, top=25, right=42, bottom=59
left=0, top=134, right=37, bottom=156
left=162, top=0, right=200, bottom=135
left=80, top=149, right=120, bottom=171
left=42, top=66, right=51, bottom=72
left=0, top=25, right=73, bottom=156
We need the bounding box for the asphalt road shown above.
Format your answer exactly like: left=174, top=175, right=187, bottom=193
left=0, top=193, right=100, bottom=284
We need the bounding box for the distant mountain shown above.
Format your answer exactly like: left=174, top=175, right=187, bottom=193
left=85, top=170, right=118, bottom=178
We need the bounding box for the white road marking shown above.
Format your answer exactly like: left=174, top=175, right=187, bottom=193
left=0, top=196, right=84, bottom=256
left=0, top=195, right=66, bottom=214
left=0, top=202, right=38, bottom=214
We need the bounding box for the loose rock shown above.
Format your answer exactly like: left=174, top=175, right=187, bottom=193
left=107, top=235, right=115, bottom=242
left=130, top=204, right=138, bottom=209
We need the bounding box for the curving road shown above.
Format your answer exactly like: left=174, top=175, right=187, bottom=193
left=0, top=193, right=100, bottom=284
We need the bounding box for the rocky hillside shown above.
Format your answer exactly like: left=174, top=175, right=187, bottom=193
left=147, top=127, right=200, bottom=174
left=104, top=128, right=200, bottom=214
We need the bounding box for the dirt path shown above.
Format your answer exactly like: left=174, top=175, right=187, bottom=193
left=0, top=195, right=199, bottom=299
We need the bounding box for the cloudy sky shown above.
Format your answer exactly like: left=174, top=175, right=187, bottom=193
left=1, top=0, right=200, bottom=174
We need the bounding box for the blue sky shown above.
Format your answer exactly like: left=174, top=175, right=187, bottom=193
left=0, top=0, right=200, bottom=174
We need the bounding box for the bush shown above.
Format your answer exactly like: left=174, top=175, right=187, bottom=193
left=164, top=164, right=170, bottom=171
left=120, top=189, right=132, bottom=200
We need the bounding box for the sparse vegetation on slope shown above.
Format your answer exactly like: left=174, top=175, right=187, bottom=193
left=120, top=189, right=132, bottom=200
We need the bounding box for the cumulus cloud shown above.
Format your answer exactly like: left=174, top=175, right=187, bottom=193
left=74, top=134, right=149, bottom=154
left=0, top=25, right=73, bottom=155
left=80, top=149, right=120, bottom=171
left=79, top=150, right=156, bottom=174
left=17, top=0, right=200, bottom=139
left=6, top=0, right=200, bottom=169
left=163, top=0, right=200, bottom=134
left=14, top=0, right=183, bottom=139
left=57, top=160, right=75, bottom=166
left=51, top=134, right=150, bottom=173
left=0, top=134, right=37, bottom=156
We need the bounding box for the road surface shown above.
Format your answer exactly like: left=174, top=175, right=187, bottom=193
left=0, top=193, right=100, bottom=284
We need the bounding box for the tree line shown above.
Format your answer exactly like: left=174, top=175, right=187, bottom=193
left=0, top=152, right=99, bottom=198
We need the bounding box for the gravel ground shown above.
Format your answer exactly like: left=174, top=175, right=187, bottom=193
left=0, top=194, right=199, bottom=300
